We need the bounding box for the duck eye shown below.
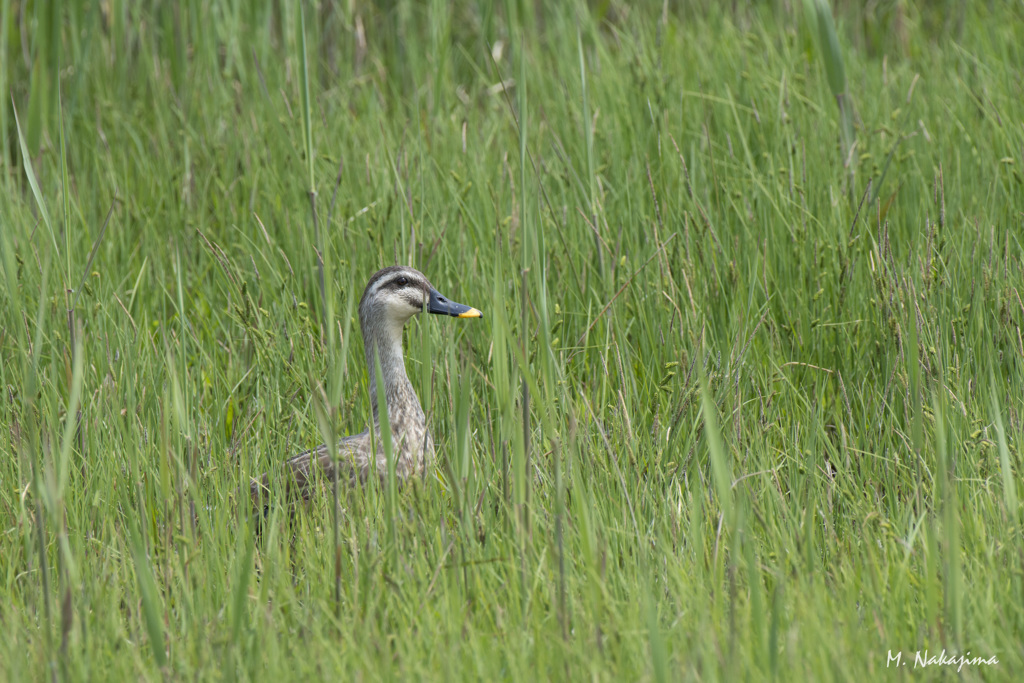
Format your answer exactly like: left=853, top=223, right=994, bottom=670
left=396, top=276, right=409, bottom=287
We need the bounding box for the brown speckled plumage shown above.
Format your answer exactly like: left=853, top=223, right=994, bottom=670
left=251, top=266, right=481, bottom=508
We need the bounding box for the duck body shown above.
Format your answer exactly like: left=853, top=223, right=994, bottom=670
left=251, top=266, right=481, bottom=506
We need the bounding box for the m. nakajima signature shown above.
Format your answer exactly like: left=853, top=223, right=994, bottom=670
left=887, top=649, right=998, bottom=672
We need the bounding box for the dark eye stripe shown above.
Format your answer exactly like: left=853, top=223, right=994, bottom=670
left=389, top=276, right=411, bottom=289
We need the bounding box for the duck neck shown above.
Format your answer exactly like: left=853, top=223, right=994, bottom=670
left=363, top=320, right=421, bottom=431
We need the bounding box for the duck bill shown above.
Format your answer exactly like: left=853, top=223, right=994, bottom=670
left=427, top=288, right=483, bottom=318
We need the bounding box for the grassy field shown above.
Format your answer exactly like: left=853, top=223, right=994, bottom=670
left=2, top=1, right=1023, bottom=679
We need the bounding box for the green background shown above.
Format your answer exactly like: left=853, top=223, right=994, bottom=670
left=2, top=1, right=1022, bottom=680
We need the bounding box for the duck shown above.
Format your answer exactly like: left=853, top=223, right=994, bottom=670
left=251, top=265, right=482, bottom=508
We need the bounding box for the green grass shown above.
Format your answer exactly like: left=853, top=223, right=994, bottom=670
left=2, top=1, right=1023, bottom=680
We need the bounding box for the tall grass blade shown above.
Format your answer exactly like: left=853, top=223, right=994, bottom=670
left=803, top=0, right=854, bottom=201
left=933, top=388, right=961, bottom=647
left=11, top=100, right=58, bottom=255
left=299, top=2, right=314, bottom=191
left=229, top=533, right=255, bottom=652
left=578, top=29, right=602, bottom=279
left=0, top=0, right=9, bottom=183
left=58, top=81, right=72, bottom=287
left=646, top=591, right=668, bottom=683
left=297, top=0, right=325, bottom=331
left=990, top=383, right=1018, bottom=524
left=129, top=524, right=167, bottom=669
left=700, top=367, right=734, bottom=528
